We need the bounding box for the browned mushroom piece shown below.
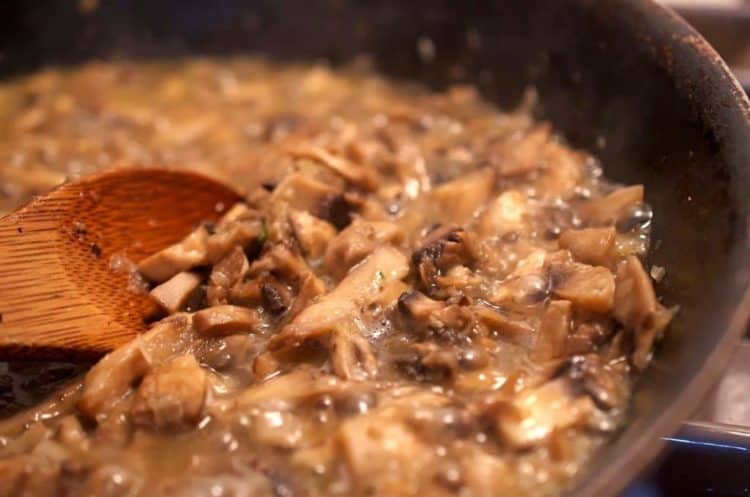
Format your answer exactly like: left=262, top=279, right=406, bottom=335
left=411, top=225, right=478, bottom=298
left=477, top=190, right=531, bottom=239
left=330, top=323, right=379, bottom=380
left=54, top=415, right=90, bottom=453
left=489, top=249, right=549, bottom=308
left=410, top=342, right=461, bottom=380
left=232, top=244, right=325, bottom=313
left=288, top=210, right=337, bottom=260
left=150, top=271, right=202, bottom=313
left=472, top=304, right=536, bottom=344
left=580, top=185, right=644, bottom=225
left=204, top=218, right=265, bottom=263
left=487, top=124, right=552, bottom=176
left=216, top=202, right=257, bottom=228
left=137, top=226, right=209, bottom=282
left=207, top=247, right=250, bottom=306
left=78, top=315, right=192, bottom=419
left=566, top=354, right=630, bottom=410
left=566, top=315, right=617, bottom=355
left=534, top=139, right=585, bottom=198
left=237, top=366, right=347, bottom=406
left=270, top=172, right=343, bottom=217
left=558, top=227, right=616, bottom=267
left=398, top=291, right=476, bottom=341
left=288, top=145, right=379, bottom=191
left=459, top=445, right=519, bottom=497
left=335, top=407, right=435, bottom=495
left=323, top=219, right=404, bottom=278
left=131, top=354, right=207, bottom=430
left=431, top=167, right=496, bottom=225
left=613, top=255, right=674, bottom=370
left=488, top=378, right=594, bottom=449
left=193, top=305, right=263, bottom=337
left=534, top=300, right=572, bottom=361
left=269, top=246, right=409, bottom=352
left=137, top=214, right=264, bottom=284
left=397, top=290, right=445, bottom=320
left=550, top=261, right=615, bottom=313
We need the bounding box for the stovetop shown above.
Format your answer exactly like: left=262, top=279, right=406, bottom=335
left=623, top=341, right=750, bottom=497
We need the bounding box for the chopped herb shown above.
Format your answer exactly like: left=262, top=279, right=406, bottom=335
left=257, top=220, right=268, bottom=246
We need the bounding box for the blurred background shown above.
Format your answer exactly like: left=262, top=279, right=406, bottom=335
left=661, top=0, right=750, bottom=91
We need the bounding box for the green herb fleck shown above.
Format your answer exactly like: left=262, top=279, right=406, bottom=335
left=257, top=219, right=268, bottom=246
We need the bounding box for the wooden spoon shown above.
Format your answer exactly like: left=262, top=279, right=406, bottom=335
left=0, top=168, right=241, bottom=361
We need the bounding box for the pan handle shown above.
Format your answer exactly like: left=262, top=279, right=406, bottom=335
left=623, top=420, right=750, bottom=496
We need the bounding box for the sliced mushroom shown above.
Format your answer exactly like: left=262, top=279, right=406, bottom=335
left=288, top=210, right=336, bottom=260
left=567, top=315, right=616, bottom=355
left=54, top=415, right=89, bottom=453
left=232, top=244, right=324, bottom=311
left=150, top=271, right=202, bottom=313
left=260, top=280, right=293, bottom=315
left=412, top=225, right=477, bottom=298
left=336, top=409, right=434, bottom=495
left=397, top=291, right=445, bottom=320
left=285, top=273, right=328, bottom=321
left=193, top=305, right=263, bottom=337
left=472, top=304, right=535, bottom=344
left=207, top=247, right=249, bottom=306
left=489, top=379, right=594, bottom=449
left=243, top=409, right=308, bottom=449
left=398, top=291, right=476, bottom=341
left=551, top=261, right=615, bottom=313
left=459, top=446, right=518, bottom=497
left=580, top=185, right=644, bottom=225
left=288, top=145, right=378, bottom=191
left=566, top=354, right=630, bottom=410
left=138, top=210, right=264, bottom=283
left=613, top=256, right=659, bottom=328
left=487, top=124, right=551, bottom=176
left=534, top=300, right=572, bottom=361
left=78, top=316, right=192, bottom=420
left=204, top=219, right=265, bottom=263
left=534, top=139, right=584, bottom=198
left=131, top=354, right=207, bottom=430
left=330, top=323, right=378, bottom=380
left=238, top=366, right=346, bottom=406
left=323, top=219, right=403, bottom=278
left=269, top=246, right=409, bottom=351
left=407, top=342, right=460, bottom=381
left=216, top=202, right=256, bottom=229
left=613, top=256, right=674, bottom=370
left=431, top=167, right=495, bottom=225
left=477, top=190, right=530, bottom=238
left=558, top=227, right=616, bottom=267
left=271, top=172, right=342, bottom=217
left=487, top=249, right=550, bottom=309
left=138, top=226, right=209, bottom=283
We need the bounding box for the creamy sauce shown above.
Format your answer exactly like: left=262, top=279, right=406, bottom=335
left=0, top=57, right=672, bottom=497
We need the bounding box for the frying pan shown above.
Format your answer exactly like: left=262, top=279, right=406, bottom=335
left=1, top=1, right=750, bottom=496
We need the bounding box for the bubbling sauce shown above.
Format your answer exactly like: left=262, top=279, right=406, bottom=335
left=0, top=58, right=671, bottom=497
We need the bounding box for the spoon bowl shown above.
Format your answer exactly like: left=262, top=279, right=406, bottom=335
left=0, top=168, right=241, bottom=360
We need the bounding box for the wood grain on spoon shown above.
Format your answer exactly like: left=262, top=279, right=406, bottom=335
left=0, top=168, right=241, bottom=360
